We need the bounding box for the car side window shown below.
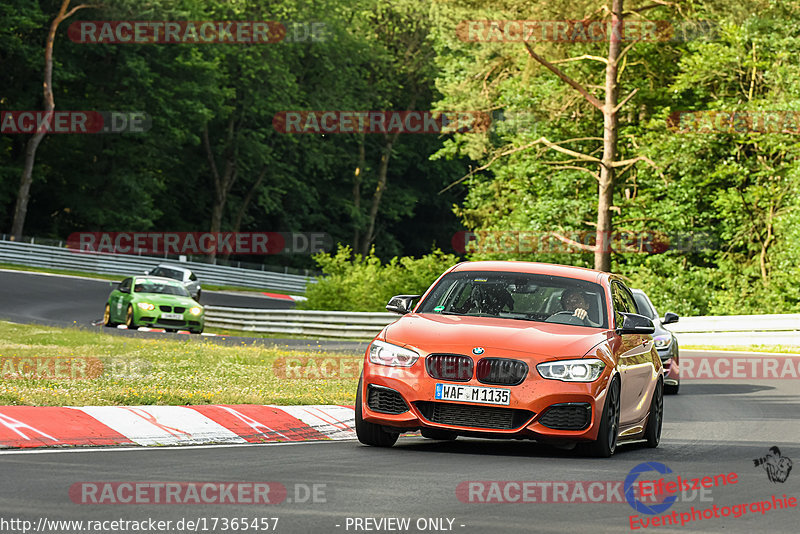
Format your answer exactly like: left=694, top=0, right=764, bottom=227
left=118, top=278, right=132, bottom=293
left=189, top=272, right=197, bottom=282
left=610, top=282, right=629, bottom=328
left=619, top=284, right=638, bottom=315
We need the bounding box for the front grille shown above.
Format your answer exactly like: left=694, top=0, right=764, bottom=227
left=159, top=305, right=172, bottom=312
left=538, top=403, right=591, bottom=430
left=476, top=358, right=528, bottom=386
left=174, top=307, right=186, bottom=313
left=426, top=354, right=473, bottom=382
left=157, top=318, right=186, bottom=326
left=367, top=385, right=409, bottom=414
left=415, top=401, right=532, bottom=430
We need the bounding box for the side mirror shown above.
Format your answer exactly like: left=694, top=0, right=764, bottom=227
left=118, top=285, right=130, bottom=294
left=662, top=312, right=679, bottom=325
left=386, top=294, right=421, bottom=315
left=617, top=312, right=655, bottom=335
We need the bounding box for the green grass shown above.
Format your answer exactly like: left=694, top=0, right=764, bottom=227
left=0, top=321, right=361, bottom=406
left=0, top=264, right=304, bottom=296
left=203, top=324, right=374, bottom=341
left=683, top=344, right=800, bottom=354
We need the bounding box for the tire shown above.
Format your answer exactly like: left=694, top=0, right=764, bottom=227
left=195, top=289, right=201, bottom=302
left=103, top=303, right=117, bottom=327
left=355, top=377, right=399, bottom=447
left=644, top=380, right=664, bottom=448
left=125, top=305, right=138, bottom=330
left=584, top=377, right=620, bottom=458
left=191, top=328, right=204, bottom=335
left=420, top=428, right=457, bottom=441
left=665, top=382, right=679, bottom=395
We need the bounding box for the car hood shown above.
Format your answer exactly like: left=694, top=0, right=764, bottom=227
left=132, top=293, right=199, bottom=308
left=382, top=313, right=611, bottom=360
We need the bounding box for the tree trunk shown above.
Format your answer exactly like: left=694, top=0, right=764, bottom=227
left=203, top=119, right=239, bottom=263
left=594, top=0, right=623, bottom=272
left=10, top=0, right=94, bottom=239
left=353, top=134, right=366, bottom=253
left=360, top=130, right=400, bottom=257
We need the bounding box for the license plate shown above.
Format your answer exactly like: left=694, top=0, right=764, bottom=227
left=435, top=383, right=510, bottom=405
left=161, top=312, right=183, bottom=320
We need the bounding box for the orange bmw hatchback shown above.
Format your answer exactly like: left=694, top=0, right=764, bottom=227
left=356, top=261, right=663, bottom=457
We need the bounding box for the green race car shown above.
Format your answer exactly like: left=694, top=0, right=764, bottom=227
left=103, top=276, right=204, bottom=334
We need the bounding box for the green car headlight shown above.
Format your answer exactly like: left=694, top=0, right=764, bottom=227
left=537, top=358, right=605, bottom=382
left=137, top=302, right=155, bottom=311
left=189, top=306, right=203, bottom=315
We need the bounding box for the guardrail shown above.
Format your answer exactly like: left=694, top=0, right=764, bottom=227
left=0, top=240, right=314, bottom=294
left=204, top=307, right=800, bottom=345
left=205, top=307, right=397, bottom=338
left=665, top=314, right=800, bottom=346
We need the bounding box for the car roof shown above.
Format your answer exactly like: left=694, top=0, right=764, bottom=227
left=154, top=264, right=192, bottom=273
left=450, top=261, right=606, bottom=284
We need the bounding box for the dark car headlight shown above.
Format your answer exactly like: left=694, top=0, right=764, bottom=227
left=368, top=340, right=419, bottom=367
left=654, top=335, right=672, bottom=349
left=537, top=358, right=605, bottom=382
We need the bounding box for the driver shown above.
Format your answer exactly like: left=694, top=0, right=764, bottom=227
left=560, top=288, right=597, bottom=325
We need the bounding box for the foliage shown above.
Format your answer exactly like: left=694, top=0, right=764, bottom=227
left=300, top=244, right=460, bottom=311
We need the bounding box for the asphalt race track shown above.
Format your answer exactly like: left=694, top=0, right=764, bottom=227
left=0, top=269, right=295, bottom=328
left=0, top=269, right=368, bottom=352
left=1, top=269, right=799, bottom=533
left=2, top=381, right=799, bottom=534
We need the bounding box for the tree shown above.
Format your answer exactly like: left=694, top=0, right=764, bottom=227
left=9, top=0, right=98, bottom=239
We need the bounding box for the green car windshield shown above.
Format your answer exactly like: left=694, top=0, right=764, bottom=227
left=133, top=280, right=190, bottom=297
left=416, top=271, right=608, bottom=328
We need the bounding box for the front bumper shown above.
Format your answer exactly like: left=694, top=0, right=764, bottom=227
left=656, top=345, right=679, bottom=385
left=361, top=360, right=612, bottom=442
left=133, top=308, right=204, bottom=330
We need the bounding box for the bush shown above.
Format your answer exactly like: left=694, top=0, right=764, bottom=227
left=299, top=245, right=461, bottom=311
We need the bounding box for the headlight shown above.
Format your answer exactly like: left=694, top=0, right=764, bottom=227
left=537, top=358, right=605, bottom=382
left=189, top=306, right=203, bottom=315
left=654, top=335, right=672, bottom=349
left=137, top=302, right=155, bottom=311
left=368, top=340, right=419, bottom=367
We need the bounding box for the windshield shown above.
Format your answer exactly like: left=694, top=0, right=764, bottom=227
left=133, top=279, right=190, bottom=297
left=151, top=267, right=184, bottom=281
left=417, top=271, right=608, bottom=328
left=632, top=292, right=657, bottom=320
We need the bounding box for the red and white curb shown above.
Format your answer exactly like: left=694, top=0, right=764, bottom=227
left=262, top=292, right=306, bottom=302
left=0, top=404, right=354, bottom=449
